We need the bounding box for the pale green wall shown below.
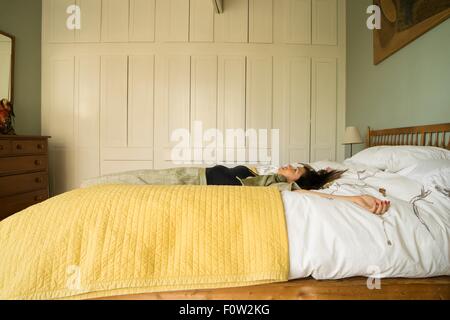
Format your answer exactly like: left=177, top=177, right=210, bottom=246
left=346, top=0, right=450, bottom=155
left=0, top=0, right=41, bottom=135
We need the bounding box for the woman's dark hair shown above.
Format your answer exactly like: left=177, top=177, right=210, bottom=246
left=296, top=164, right=346, bottom=190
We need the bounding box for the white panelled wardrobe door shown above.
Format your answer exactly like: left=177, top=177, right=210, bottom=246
left=311, top=58, right=337, bottom=162
left=101, top=0, right=130, bottom=42
left=214, top=0, right=249, bottom=43
left=279, top=0, right=311, bottom=44
left=154, top=55, right=191, bottom=169
left=246, top=56, right=274, bottom=164
left=43, top=0, right=75, bottom=43
left=191, top=56, right=218, bottom=163
left=101, top=161, right=154, bottom=175
left=49, top=57, right=76, bottom=194
left=156, top=0, right=190, bottom=42
left=249, top=0, right=273, bottom=44
left=100, top=55, right=155, bottom=174
left=217, top=56, right=247, bottom=164
left=190, top=0, right=214, bottom=42
left=191, top=56, right=218, bottom=130
left=100, top=56, right=129, bottom=150
left=218, top=56, right=246, bottom=131
left=75, top=56, right=100, bottom=186
left=246, top=57, right=273, bottom=131
left=41, top=0, right=346, bottom=190
left=129, top=0, right=156, bottom=42
left=274, top=56, right=311, bottom=165
left=75, top=0, right=102, bottom=42
left=128, top=55, right=155, bottom=149
left=312, top=0, right=338, bottom=45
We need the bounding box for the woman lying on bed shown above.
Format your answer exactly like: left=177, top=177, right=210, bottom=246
left=82, top=164, right=390, bottom=215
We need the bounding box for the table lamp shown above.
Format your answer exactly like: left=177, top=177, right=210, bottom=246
left=343, top=126, right=363, bottom=157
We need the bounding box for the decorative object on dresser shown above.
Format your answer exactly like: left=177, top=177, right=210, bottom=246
left=0, top=98, right=15, bottom=135
left=0, top=135, right=50, bottom=221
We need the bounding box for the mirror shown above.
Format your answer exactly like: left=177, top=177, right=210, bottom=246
left=0, top=31, right=14, bottom=103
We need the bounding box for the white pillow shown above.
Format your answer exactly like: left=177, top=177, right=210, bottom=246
left=421, top=167, right=450, bottom=191
left=396, top=159, right=450, bottom=189
left=345, top=146, right=450, bottom=172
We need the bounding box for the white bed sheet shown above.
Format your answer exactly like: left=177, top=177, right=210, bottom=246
left=282, top=162, right=450, bottom=280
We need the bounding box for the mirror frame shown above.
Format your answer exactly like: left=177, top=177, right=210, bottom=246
left=0, top=30, right=15, bottom=104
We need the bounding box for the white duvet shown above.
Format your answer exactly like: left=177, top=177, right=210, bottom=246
left=283, top=162, right=450, bottom=280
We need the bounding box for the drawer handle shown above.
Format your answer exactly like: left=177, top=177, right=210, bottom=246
left=16, top=144, right=22, bottom=150
left=37, top=144, right=44, bottom=150
left=35, top=195, right=45, bottom=202
left=35, top=177, right=43, bottom=183
left=34, top=159, right=42, bottom=166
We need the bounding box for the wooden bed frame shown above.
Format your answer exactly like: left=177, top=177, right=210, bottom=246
left=366, top=123, right=450, bottom=150
left=97, top=123, right=450, bottom=300
left=98, top=277, right=450, bottom=300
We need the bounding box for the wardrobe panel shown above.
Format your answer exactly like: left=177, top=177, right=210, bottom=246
left=287, top=58, right=311, bottom=154
left=249, top=0, right=273, bottom=43
left=128, top=55, right=155, bottom=148
left=282, top=0, right=311, bottom=44
left=45, top=0, right=75, bottom=43
left=101, top=0, right=129, bottom=42
left=190, top=55, right=218, bottom=166
left=100, top=56, right=129, bottom=148
left=311, top=58, right=337, bottom=161
left=190, top=0, right=214, bottom=42
left=129, top=0, right=156, bottom=42
left=214, top=0, right=249, bottom=43
left=75, top=56, right=100, bottom=185
left=191, top=56, right=218, bottom=131
left=246, top=57, right=273, bottom=131
left=102, top=161, right=153, bottom=175
left=49, top=57, right=75, bottom=194
left=42, top=0, right=347, bottom=191
left=76, top=0, right=101, bottom=42
left=274, top=56, right=311, bottom=164
left=102, top=148, right=153, bottom=161
left=156, top=0, right=190, bottom=42
left=154, top=55, right=191, bottom=149
left=312, top=0, right=337, bottom=45
left=218, top=56, right=246, bottom=131
left=50, top=57, right=75, bottom=146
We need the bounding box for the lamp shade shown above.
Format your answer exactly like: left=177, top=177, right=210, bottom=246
left=343, top=126, right=363, bottom=145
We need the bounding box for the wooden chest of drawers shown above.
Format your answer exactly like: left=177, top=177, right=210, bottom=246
left=0, top=136, right=50, bottom=221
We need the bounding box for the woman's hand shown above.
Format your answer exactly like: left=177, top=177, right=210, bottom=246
left=351, top=195, right=390, bottom=215
left=295, top=190, right=391, bottom=215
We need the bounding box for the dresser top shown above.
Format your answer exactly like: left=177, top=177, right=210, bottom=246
left=0, top=135, right=51, bottom=140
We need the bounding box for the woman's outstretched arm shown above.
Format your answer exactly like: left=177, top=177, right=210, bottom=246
left=295, top=189, right=390, bottom=215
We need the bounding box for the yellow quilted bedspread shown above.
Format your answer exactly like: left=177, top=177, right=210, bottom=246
left=0, top=185, right=289, bottom=300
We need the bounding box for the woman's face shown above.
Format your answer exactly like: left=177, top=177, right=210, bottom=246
left=277, top=165, right=305, bottom=183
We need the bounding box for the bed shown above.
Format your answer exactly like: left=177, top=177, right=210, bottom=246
left=110, top=123, right=450, bottom=300
left=0, top=123, right=449, bottom=300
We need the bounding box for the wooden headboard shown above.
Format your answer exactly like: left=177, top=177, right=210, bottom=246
left=366, top=123, right=450, bottom=150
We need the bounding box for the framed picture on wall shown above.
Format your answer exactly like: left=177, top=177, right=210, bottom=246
left=373, top=0, right=450, bottom=64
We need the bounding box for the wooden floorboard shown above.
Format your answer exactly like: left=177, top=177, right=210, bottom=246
left=95, top=276, right=450, bottom=300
